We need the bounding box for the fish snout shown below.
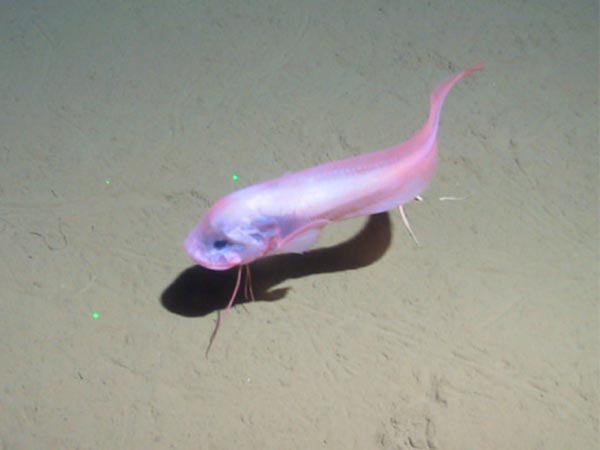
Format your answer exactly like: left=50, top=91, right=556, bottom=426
left=185, top=232, right=241, bottom=270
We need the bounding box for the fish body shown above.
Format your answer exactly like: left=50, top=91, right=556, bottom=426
left=185, top=64, right=484, bottom=270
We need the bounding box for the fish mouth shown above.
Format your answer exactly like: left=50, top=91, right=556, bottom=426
left=185, top=248, right=235, bottom=270
left=187, top=252, right=238, bottom=271
left=197, top=259, right=238, bottom=271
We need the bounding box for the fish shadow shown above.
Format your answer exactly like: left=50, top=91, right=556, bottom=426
left=161, top=212, right=392, bottom=317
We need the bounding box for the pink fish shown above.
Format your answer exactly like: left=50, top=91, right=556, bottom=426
left=185, top=63, right=484, bottom=335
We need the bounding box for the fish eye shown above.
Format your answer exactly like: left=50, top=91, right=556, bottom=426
left=212, top=239, right=229, bottom=250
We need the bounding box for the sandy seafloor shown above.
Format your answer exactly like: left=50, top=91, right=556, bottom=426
left=0, top=0, right=597, bottom=449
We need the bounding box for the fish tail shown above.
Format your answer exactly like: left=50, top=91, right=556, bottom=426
left=420, top=63, right=485, bottom=144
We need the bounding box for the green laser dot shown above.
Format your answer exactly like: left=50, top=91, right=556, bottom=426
left=105, top=178, right=111, bottom=186
left=231, top=174, right=239, bottom=181
left=92, top=312, right=100, bottom=320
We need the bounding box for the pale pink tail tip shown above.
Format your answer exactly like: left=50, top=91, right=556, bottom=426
left=468, top=63, right=486, bottom=73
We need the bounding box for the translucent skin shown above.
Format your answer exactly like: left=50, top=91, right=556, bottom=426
left=185, top=64, right=484, bottom=270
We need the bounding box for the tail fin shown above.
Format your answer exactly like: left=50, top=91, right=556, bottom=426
left=420, top=63, right=485, bottom=143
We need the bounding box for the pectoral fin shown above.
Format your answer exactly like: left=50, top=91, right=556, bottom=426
left=276, top=220, right=331, bottom=254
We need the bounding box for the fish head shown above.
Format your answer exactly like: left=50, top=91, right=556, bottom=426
left=184, top=193, right=280, bottom=270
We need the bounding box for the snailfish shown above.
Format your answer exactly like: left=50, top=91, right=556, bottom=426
left=185, top=64, right=484, bottom=336
left=186, top=64, right=483, bottom=267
